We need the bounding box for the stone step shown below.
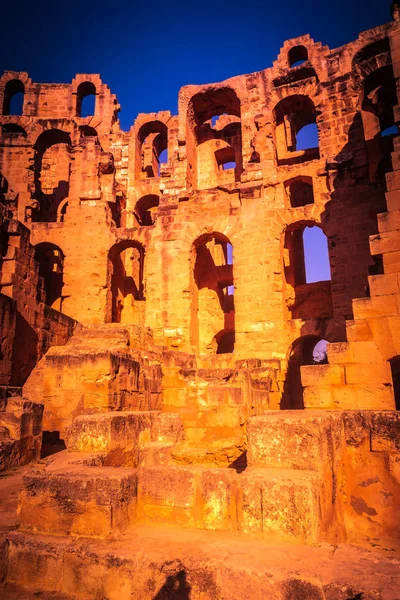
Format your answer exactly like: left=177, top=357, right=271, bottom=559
left=19, top=462, right=137, bottom=539
left=65, top=411, right=184, bottom=467
left=138, top=441, right=174, bottom=466
left=137, top=464, right=323, bottom=543
left=352, top=296, right=398, bottom=320
left=5, top=528, right=400, bottom=600
left=170, top=439, right=245, bottom=468
left=246, top=411, right=342, bottom=471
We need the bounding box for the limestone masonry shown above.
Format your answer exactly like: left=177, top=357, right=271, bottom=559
left=1, top=4, right=400, bottom=599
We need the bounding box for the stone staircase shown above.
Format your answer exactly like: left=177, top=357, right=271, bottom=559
left=301, top=137, right=400, bottom=410
left=22, top=323, right=164, bottom=436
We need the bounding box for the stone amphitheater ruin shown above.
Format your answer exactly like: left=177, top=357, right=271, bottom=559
left=1, top=3, right=400, bottom=599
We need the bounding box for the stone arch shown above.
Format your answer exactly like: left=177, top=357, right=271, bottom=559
left=284, top=176, right=314, bottom=208
left=281, top=335, right=330, bottom=409
left=185, top=86, right=242, bottom=189
left=273, top=94, right=320, bottom=165
left=2, top=79, right=25, bottom=116
left=106, top=240, right=146, bottom=325
left=32, top=129, right=72, bottom=223
left=288, top=45, right=309, bottom=68
left=76, top=81, right=96, bottom=117
left=282, top=221, right=332, bottom=320
left=190, top=231, right=235, bottom=355
left=358, top=62, right=397, bottom=182
left=136, top=120, right=168, bottom=179
left=34, top=242, right=64, bottom=311
left=134, top=194, right=160, bottom=226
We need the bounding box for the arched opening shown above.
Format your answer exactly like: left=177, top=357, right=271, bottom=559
left=107, top=241, right=145, bottom=325
left=2, top=124, right=27, bottom=137
left=283, top=223, right=332, bottom=319
left=190, top=233, right=235, bottom=354
left=76, top=82, right=96, bottom=117
left=288, top=46, right=309, bottom=68
left=157, top=148, right=168, bottom=175
left=186, top=87, right=242, bottom=189
left=79, top=125, right=98, bottom=137
left=3, top=79, right=24, bottom=116
left=137, top=121, right=168, bottom=179
left=134, top=195, right=159, bottom=226
left=389, top=357, right=400, bottom=410
left=34, top=243, right=64, bottom=311
left=361, top=65, right=397, bottom=182
left=57, top=198, right=68, bottom=223
left=32, top=129, right=71, bottom=223
left=303, top=226, right=331, bottom=283
left=281, top=336, right=329, bottom=409
left=285, top=176, right=314, bottom=208
left=274, top=95, right=319, bottom=164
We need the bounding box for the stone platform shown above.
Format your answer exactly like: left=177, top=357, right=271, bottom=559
left=1, top=463, right=400, bottom=600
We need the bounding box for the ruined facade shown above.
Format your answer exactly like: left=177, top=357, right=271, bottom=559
left=1, top=5, right=400, bottom=599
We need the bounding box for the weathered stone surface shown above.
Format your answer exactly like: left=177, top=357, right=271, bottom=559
left=19, top=464, right=137, bottom=538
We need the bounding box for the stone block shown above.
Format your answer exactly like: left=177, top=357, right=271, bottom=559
left=240, top=468, right=319, bottom=543
left=371, top=412, right=400, bottom=453
left=303, top=386, right=335, bottom=409
left=150, top=412, right=185, bottom=443
left=345, top=362, right=392, bottom=385
left=301, top=364, right=345, bottom=387
left=326, top=342, right=355, bottom=365
left=65, top=411, right=154, bottom=466
left=368, top=273, right=399, bottom=297
left=137, top=465, right=197, bottom=527
left=370, top=231, right=400, bottom=256
left=345, top=319, right=373, bottom=342
left=352, top=341, right=384, bottom=363
left=247, top=412, right=340, bottom=471
left=199, top=468, right=238, bottom=531
left=352, top=296, right=398, bottom=320
left=19, top=465, right=137, bottom=538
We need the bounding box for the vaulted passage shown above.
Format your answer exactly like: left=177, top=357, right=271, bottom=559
left=107, top=241, right=145, bottom=325
left=186, top=88, right=242, bottom=190
left=137, top=121, right=168, bottom=179
left=32, top=129, right=71, bottom=223
left=2, top=79, right=24, bottom=115
left=76, top=82, right=96, bottom=117
left=283, top=223, right=332, bottom=320
left=274, top=95, right=320, bottom=165
left=34, top=243, right=64, bottom=310
left=190, top=233, right=235, bottom=354
left=281, top=336, right=329, bottom=409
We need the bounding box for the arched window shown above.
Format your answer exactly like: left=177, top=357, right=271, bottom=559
left=137, top=121, right=168, bottom=179
left=281, top=336, right=329, bottom=409
left=76, top=82, right=96, bottom=117
left=32, top=129, right=71, bottom=223
left=79, top=125, right=98, bottom=137
left=361, top=65, right=397, bottom=181
left=3, top=80, right=24, bottom=116
left=107, top=241, right=145, bottom=325
left=186, top=87, right=242, bottom=189
left=288, top=46, right=309, bottom=68
left=303, top=226, right=331, bottom=283
left=283, top=223, right=332, bottom=320
left=34, top=243, right=64, bottom=311
left=2, top=124, right=27, bottom=137
left=191, top=233, right=235, bottom=354
left=134, top=195, right=159, bottom=226
left=285, top=177, right=314, bottom=208
left=274, top=95, right=319, bottom=164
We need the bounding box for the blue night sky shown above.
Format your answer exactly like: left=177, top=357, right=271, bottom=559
left=0, top=0, right=389, bottom=132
